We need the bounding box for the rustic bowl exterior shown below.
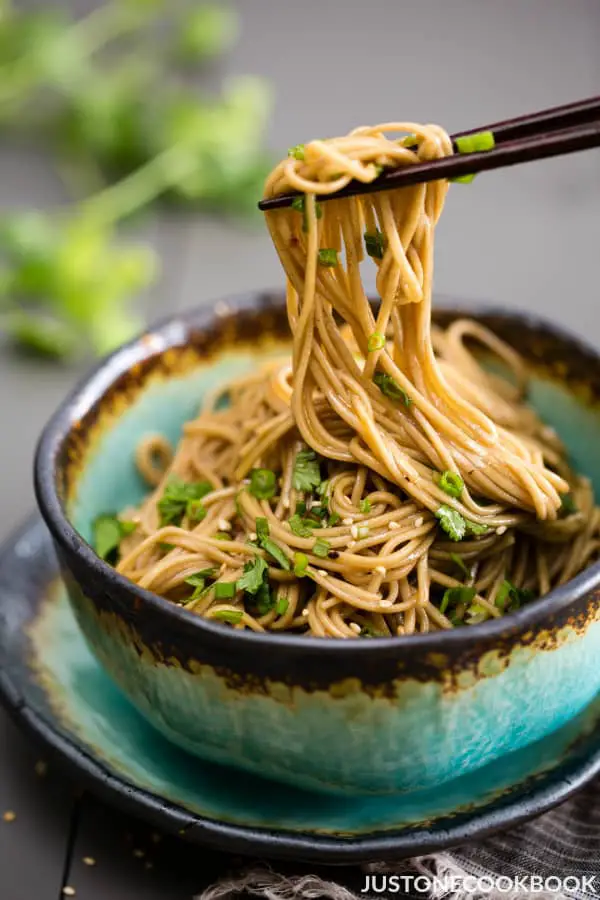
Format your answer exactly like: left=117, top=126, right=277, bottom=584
left=34, top=293, right=600, bottom=795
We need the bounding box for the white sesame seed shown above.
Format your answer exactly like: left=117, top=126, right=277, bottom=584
left=374, top=565, right=387, bottom=576
left=62, top=889, right=76, bottom=897
left=342, top=517, right=353, bottom=526
left=317, top=569, right=328, bottom=577
left=388, top=520, right=400, bottom=530
left=249, top=532, right=257, bottom=541
left=350, top=525, right=359, bottom=539
left=83, top=857, right=96, bottom=867
left=347, top=540, right=357, bottom=549
left=302, top=608, right=310, bottom=617
left=496, top=525, right=507, bottom=535
left=349, top=622, right=361, bottom=635
left=380, top=599, right=394, bottom=608
left=218, top=519, right=232, bottom=531
left=414, top=517, right=424, bottom=527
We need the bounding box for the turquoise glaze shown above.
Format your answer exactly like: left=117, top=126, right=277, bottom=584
left=24, top=577, right=600, bottom=836
left=34, top=300, right=600, bottom=796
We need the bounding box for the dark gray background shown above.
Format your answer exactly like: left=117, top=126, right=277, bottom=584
left=0, top=2, right=599, bottom=898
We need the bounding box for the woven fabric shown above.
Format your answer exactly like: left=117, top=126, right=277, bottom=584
left=197, top=779, right=600, bottom=900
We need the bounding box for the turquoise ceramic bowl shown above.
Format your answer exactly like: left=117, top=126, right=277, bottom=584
left=34, top=292, right=600, bottom=796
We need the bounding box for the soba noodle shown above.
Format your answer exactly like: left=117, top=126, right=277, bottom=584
left=107, top=120, right=600, bottom=637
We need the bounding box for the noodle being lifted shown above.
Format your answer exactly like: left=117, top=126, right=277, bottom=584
left=100, top=120, right=600, bottom=637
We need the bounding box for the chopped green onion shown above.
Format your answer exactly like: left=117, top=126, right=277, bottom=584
left=249, top=468, right=277, bottom=500
left=449, top=173, right=476, bottom=185
left=260, top=537, right=291, bottom=570
left=440, top=585, right=476, bottom=615
left=237, top=556, right=268, bottom=594
left=328, top=512, right=341, bottom=527
left=364, top=229, right=387, bottom=260
left=291, top=194, right=322, bottom=230
left=359, top=624, right=383, bottom=637
left=560, top=493, right=577, bottom=515
left=214, top=582, right=237, bottom=600
left=455, top=130, right=496, bottom=154
left=318, top=248, right=338, bottom=267
left=373, top=371, right=411, bottom=406
left=367, top=332, right=386, bottom=352
left=291, top=196, right=305, bottom=213
left=356, top=525, right=369, bottom=540
left=288, top=514, right=316, bottom=538
left=276, top=596, right=289, bottom=616
left=256, top=517, right=270, bottom=541
left=495, top=579, right=535, bottom=612
left=450, top=552, right=469, bottom=578
left=292, top=447, right=322, bottom=492
left=465, top=519, right=489, bottom=536
left=401, top=134, right=417, bottom=148
left=185, top=569, right=217, bottom=600
left=288, top=144, right=305, bottom=160
left=436, top=470, right=464, bottom=499
left=317, top=479, right=330, bottom=498
left=214, top=532, right=230, bottom=540
left=359, top=498, right=372, bottom=514
left=212, top=608, right=243, bottom=623
left=293, top=552, right=309, bottom=577
left=312, top=538, right=330, bottom=558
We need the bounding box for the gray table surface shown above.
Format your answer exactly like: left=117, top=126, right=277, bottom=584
left=1, top=1, right=599, bottom=897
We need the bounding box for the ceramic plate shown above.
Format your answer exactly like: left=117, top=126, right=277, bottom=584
left=2, top=515, right=600, bottom=864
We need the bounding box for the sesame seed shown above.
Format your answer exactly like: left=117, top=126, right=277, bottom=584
left=350, top=525, right=359, bottom=539
left=342, top=517, right=353, bottom=526
left=63, top=889, right=76, bottom=897
left=83, top=857, right=96, bottom=867
left=349, top=622, right=361, bottom=635
left=380, top=599, right=394, bottom=608
left=374, top=565, right=386, bottom=576
left=317, top=569, right=328, bottom=577
left=34, top=760, right=47, bottom=777
left=347, top=540, right=356, bottom=549
left=218, top=519, right=232, bottom=531
left=302, top=608, right=310, bottom=617
left=414, top=517, right=424, bottom=527
left=496, top=525, right=507, bottom=535
left=388, top=521, right=399, bottom=530
left=249, top=532, right=257, bottom=541
left=3, top=810, right=16, bottom=823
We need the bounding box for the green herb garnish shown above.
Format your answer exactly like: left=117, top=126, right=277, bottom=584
left=288, top=514, right=317, bottom=537
left=214, top=532, right=230, bottom=541
left=360, top=624, right=383, bottom=637
left=214, top=582, right=237, bottom=600
left=455, top=130, right=496, bottom=154
left=237, top=556, right=268, bottom=595
left=367, top=332, right=385, bottom=352
left=495, top=579, right=535, bottom=612
left=211, top=608, right=243, bottom=623
left=259, top=537, right=291, bottom=570
left=328, top=512, right=341, bottom=527
left=249, top=468, right=277, bottom=500
left=373, top=371, right=411, bottom=406
left=364, top=229, right=387, bottom=260
left=93, top=515, right=137, bottom=562
left=435, top=505, right=467, bottom=541
left=465, top=519, right=489, bottom=536
left=440, top=585, right=476, bottom=615
left=288, top=144, right=305, bottom=160
left=292, top=447, right=322, bottom=492
left=312, top=538, right=331, bottom=558
left=184, top=568, right=218, bottom=600
left=291, top=194, right=322, bottom=230
left=276, top=596, right=289, bottom=616
left=560, top=493, right=577, bottom=516
left=256, top=516, right=270, bottom=541
left=359, top=498, right=372, bottom=514
left=436, top=470, right=464, bottom=499
left=293, top=552, right=309, bottom=577
left=157, top=477, right=213, bottom=527
left=318, top=248, right=338, bottom=267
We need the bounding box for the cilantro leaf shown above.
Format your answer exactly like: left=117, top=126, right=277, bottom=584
left=495, top=579, right=535, bottom=613
left=259, top=537, right=291, bottom=570
left=288, top=514, right=317, bottom=537
left=292, top=447, right=322, bottom=492
left=93, top=514, right=137, bottom=562
left=435, top=505, right=466, bottom=541
left=157, top=477, right=213, bottom=526
left=237, top=556, right=268, bottom=595
left=440, top=585, right=476, bottom=615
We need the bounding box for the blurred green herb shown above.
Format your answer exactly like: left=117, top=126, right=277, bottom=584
left=0, top=0, right=273, bottom=359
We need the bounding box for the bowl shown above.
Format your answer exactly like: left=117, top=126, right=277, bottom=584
left=34, top=291, right=600, bottom=796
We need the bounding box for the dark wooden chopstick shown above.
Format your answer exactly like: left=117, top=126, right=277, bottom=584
left=258, top=95, right=600, bottom=212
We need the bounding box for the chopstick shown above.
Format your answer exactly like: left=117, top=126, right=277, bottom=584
left=258, top=95, right=600, bottom=212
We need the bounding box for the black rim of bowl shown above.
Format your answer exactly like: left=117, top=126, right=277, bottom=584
left=33, top=290, right=600, bottom=655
